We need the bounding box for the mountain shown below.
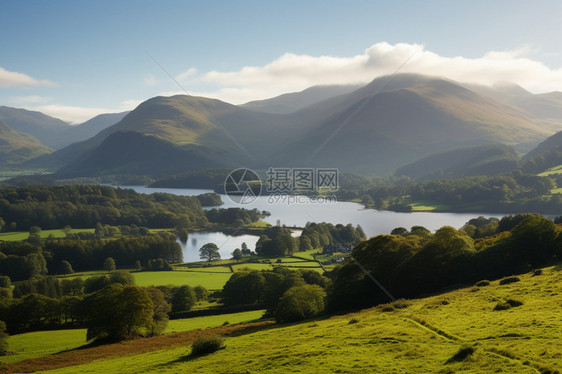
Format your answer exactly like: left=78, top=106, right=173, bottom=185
left=54, top=111, right=129, bottom=149
left=40, top=74, right=558, bottom=178
left=53, top=95, right=294, bottom=177
left=0, top=106, right=70, bottom=149
left=0, top=120, right=52, bottom=166
left=508, top=92, right=562, bottom=120
left=241, top=84, right=362, bottom=114
left=394, top=144, right=518, bottom=179
left=463, top=83, right=562, bottom=122
left=274, top=78, right=552, bottom=175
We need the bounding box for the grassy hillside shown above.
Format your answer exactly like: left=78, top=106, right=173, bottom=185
left=4, top=264, right=560, bottom=373
left=0, top=106, right=69, bottom=149
left=277, top=79, right=551, bottom=175
left=0, top=121, right=52, bottom=166
left=395, top=143, right=518, bottom=179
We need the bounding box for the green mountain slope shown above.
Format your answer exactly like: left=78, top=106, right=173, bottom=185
left=51, top=95, right=294, bottom=177
left=275, top=79, right=551, bottom=175
left=395, top=144, right=518, bottom=179
left=0, top=120, right=52, bottom=166
left=58, top=111, right=129, bottom=147
left=9, top=264, right=560, bottom=373
left=0, top=106, right=70, bottom=149
left=241, top=84, right=361, bottom=114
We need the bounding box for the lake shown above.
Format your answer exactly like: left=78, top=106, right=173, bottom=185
left=120, top=186, right=505, bottom=261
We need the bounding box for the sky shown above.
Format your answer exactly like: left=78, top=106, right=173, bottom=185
left=1, top=0, right=561, bottom=123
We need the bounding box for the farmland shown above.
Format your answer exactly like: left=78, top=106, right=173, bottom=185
left=3, top=264, right=560, bottom=373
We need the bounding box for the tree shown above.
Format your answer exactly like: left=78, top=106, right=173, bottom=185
left=60, top=260, right=74, bottom=274
left=0, top=320, right=8, bottom=355
left=232, top=248, right=243, bottom=263
left=109, top=270, right=135, bottom=285
left=170, top=285, right=196, bottom=312
left=275, top=285, right=326, bottom=323
left=199, top=243, right=221, bottom=262
left=62, top=225, right=72, bottom=237
left=146, top=287, right=170, bottom=336
left=103, top=257, right=116, bottom=272
left=193, top=285, right=209, bottom=301
left=83, top=284, right=155, bottom=341
left=135, top=260, right=142, bottom=271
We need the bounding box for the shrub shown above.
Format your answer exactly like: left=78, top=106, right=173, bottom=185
left=532, top=269, right=542, bottom=276
left=275, top=284, right=326, bottom=323
left=476, top=280, right=490, bottom=287
left=499, top=276, right=520, bottom=285
left=190, top=335, right=225, bottom=356
left=348, top=318, right=359, bottom=324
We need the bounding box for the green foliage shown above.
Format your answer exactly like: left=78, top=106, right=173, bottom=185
left=13, top=277, right=63, bottom=299
left=145, top=258, right=173, bottom=271
left=103, top=257, right=116, bottom=272
left=275, top=284, right=326, bottom=323
left=0, top=185, right=208, bottom=231
left=199, top=243, right=221, bottom=262
left=170, top=285, right=196, bottom=313
left=0, top=320, right=9, bottom=356
left=84, top=275, right=110, bottom=294
left=83, top=284, right=155, bottom=341
left=190, top=335, right=225, bottom=356
left=193, top=285, right=209, bottom=301
left=231, top=248, right=243, bottom=262
left=145, top=287, right=170, bottom=336
left=109, top=270, right=135, bottom=286
left=0, top=276, right=10, bottom=288
left=60, top=260, right=74, bottom=275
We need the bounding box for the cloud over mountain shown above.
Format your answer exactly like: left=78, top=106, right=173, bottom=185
left=195, top=42, right=562, bottom=104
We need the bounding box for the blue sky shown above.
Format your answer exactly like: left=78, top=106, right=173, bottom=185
left=1, top=0, right=561, bottom=123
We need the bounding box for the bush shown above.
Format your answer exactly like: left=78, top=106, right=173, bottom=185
left=190, top=335, right=225, bottom=356
left=275, top=284, right=326, bottom=323
left=475, top=280, right=490, bottom=287
left=499, top=276, right=520, bottom=285
left=446, top=345, right=476, bottom=363
left=493, top=299, right=522, bottom=311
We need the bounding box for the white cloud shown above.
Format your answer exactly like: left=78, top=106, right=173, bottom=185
left=142, top=74, right=160, bottom=87
left=191, top=42, right=562, bottom=104
left=0, top=67, right=55, bottom=87
left=30, top=99, right=141, bottom=124
left=176, top=67, right=198, bottom=81
left=11, top=95, right=52, bottom=104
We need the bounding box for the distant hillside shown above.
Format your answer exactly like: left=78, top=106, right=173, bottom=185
left=395, top=144, right=518, bottom=179
left=51, top=95, right=294, bottom=177
left=0, top=106, right=70, bottom=149
left=0, top=120, right=52, bottom=166
left=54, top=111, right=129, bottom=149
left=241, top=84, right=361, bottom=114
left=520, top=130, right=562, bottom=174
left=55, top=131, right=227, bottom=178
left=29, top=74, right=560, bottom=178
left=509, top=92, right=562, bottom=120
left=275, top=79, right=551, bottom=175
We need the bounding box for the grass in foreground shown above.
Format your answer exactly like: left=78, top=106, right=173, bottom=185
left=13, top=264, right=559, bottom=373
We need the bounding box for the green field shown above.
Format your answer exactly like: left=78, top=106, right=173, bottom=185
left=134, top=271, right=232, bottom=290
left=165, top=310, right=265, bottom=334
left=539, top=164, right=562, bottom=177
left=2, top=329, right=87, bottom=365
left=15, top=264, right=560, bottom=373
left=0, top=228, right=96, bottom=241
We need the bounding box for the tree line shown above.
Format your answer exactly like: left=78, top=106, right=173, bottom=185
left=327, top=213, right=561, bottom=311
left=0, top=232, right=182, bottom=281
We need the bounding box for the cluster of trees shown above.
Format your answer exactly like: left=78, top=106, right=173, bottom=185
left=0, top=270, right=209, bottom=339
left=327, top=214, right=561, bottom=312
left=0, top=185, right=209, bottom=231
left=205, top=207, right=267, bottom=226
left=221, top=267, right=330, bottom=322
left=345, top=171, right=562, bottom=214
left=255, top=223, right=366, bottom=257
left=0, top=232, right=182, bottom=281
